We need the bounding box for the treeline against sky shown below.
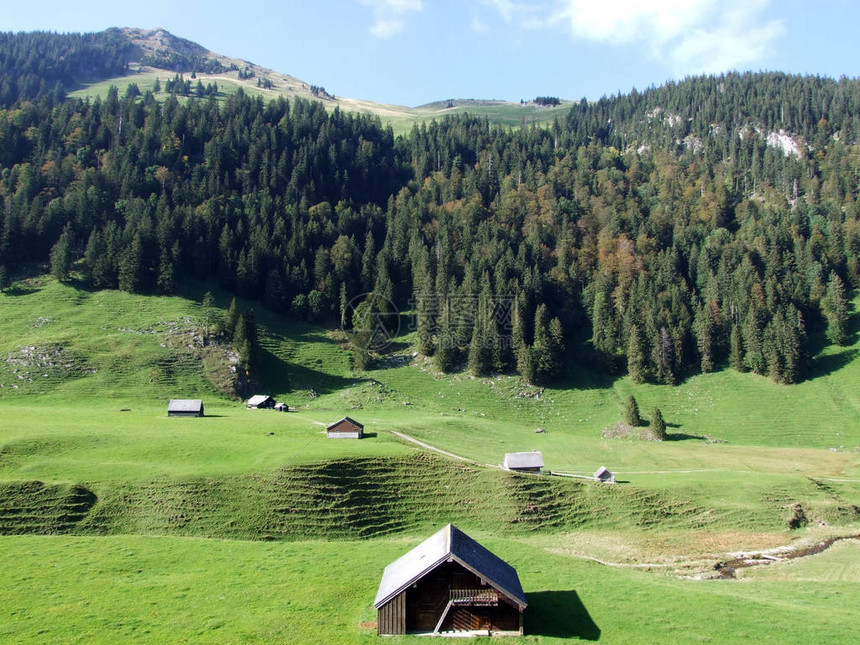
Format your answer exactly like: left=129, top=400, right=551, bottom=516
left=1, top=72, right=859, bottom=384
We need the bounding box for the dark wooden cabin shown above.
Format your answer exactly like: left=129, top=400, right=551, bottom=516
left=246, top=394, right=276, bottom=409
left=167, top=399, right=204, bottom=417
left=326, top=416, right=364, bottom=439
left=374, top=524, right=527, bottom=636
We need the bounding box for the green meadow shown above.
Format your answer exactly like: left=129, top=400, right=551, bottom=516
left=67, top=71, right=572, bottom=136
left=1, top=277, right=859, bottom=643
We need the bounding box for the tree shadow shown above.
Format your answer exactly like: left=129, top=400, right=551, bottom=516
left=811, top=349, right=859, bottom=379
left=665, top=432, right=709, bottom=441
left=525, top=590, right=600, bottom=640
left=2, top=284, right=41, bottom=297
left=258, top=344, right=363, bottom=397
left=806, top=297, right=860, bottom=379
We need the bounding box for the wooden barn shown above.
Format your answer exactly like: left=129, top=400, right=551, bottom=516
left=503, top=451, right=544, bottom=473
left=326, top=416, right=364, bottom=439
left=167, top=399, right=204, bottom=417
left=374, top=524, right=527, bottom=636
left=595, top=466, right=616, bottom=483
left=246, top=394, right=276, bottom=409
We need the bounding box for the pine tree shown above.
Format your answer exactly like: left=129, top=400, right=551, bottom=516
left=118, top=233, right=145, bottom=293
left=0, top=265, right=8, bottom=292
left=651, top=407, right=667, bottom=440
left=729, top=324, right=745, bottom=372
left=627, top=323, right=647, bottom=383
left=360, top=230, right=376, bottom=293
left=694, top=304, right=716, bottom=373
left=624, top=395, right=642, bottom=426
left=547, top=316, right=566, bottom=379
left=517, top=344, right=536, bottom=385
left=823, top=272, right=849, bottom=346
left=467, top=302, right=492, bottom=376
left=222, top=297, right=239, bottom=338
left=50, top=225, right=73, bottom=283
left=434, top=301, right=457, bottom=373
left=201, top=291, right=217, bottom=344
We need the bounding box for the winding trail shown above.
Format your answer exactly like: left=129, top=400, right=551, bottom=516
left=389, top=431, right=485, bottom=465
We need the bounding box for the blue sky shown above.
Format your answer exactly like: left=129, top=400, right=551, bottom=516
left=5, top=1, right=860, bottom=106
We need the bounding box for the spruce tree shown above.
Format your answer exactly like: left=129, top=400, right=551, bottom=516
left=517, top=344, right=536, bottom=385
left=823, top=272, right=848, bottom=346
left=222, top=297, right=239, bottom=338
left=50, top=225, right=73, bottom=283
left=627, top=323, right=647, bottom=383
left=434, top=302, right=457, bottom=373
left=624, top=395, right=642, bottom=426
left=201, top=291, right=217, bottom=344
left=729, top=324, right=745, bottom=372
left=467, top=303, right=492, bottom=376
left=651, top=407, right=667, bottom=440
left=0, top=265, right=8, bottom=292
left=118, top=233, right=145, bottom=293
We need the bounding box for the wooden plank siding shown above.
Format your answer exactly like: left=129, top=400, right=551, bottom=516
left=378, top=590, right=406, bottom=635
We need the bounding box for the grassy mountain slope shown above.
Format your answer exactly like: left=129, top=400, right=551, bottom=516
left=1, top=277, right=859, bottom=643
left=55, top=28, right=570, bottom=134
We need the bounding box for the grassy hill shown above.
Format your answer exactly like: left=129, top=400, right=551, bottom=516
left=60, top=28, right=572, bottom=135
left=1, top=276, right=859, bottom=643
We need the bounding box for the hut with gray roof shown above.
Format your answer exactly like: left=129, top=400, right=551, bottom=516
left=246, top=394, right=275, bottom=409
left=374, top=524, right=527, bottom=635
left=595, top=466, right=616, bottom=483
left=503, top=451, right=544, bottom=473
left=167, top=399, right=204, bottom=417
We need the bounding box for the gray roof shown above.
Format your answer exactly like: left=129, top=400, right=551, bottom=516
left=595, top=466, right=614, bottom=479
left=503, top=451, right=544, bottom=470
left=247, top=394, right=273, bottom=406
left=373, top=524, right=527, bottom=609
left=326, top=416, right=364, bottom=430
left=168, top=399, right=203, bottom=412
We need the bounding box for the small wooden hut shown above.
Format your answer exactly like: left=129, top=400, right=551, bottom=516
left=167, top=399, right=204, bottom=417
left=326, top=416, right=364, bottom=439
left=374, top=524, right=527, bottom=636
left=503, top=451, right=544, bottom=473
left=246, top=394, right=276, bottom=409
left=594, top=466, right=616, bottom=483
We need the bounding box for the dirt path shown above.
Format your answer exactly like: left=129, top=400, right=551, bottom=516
left=389, top=431, right=486, bottom=465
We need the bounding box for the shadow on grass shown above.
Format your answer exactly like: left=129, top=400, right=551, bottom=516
left=525, top=589, right=600, bottom=640
left=3, top=284, right=40, bottom=297
left=666, top=432, right=708, bottom=441
left=811, top=349, right=859, bottom=379
left=259, top=344, right=362, bottom=397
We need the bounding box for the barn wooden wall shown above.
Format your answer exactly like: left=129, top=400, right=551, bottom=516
left=377, top=590, right=406, bottom=635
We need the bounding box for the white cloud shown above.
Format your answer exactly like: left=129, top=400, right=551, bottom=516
left=360, top=0, right=423, bottom=38
left=555, top=0, right=785, bottom=72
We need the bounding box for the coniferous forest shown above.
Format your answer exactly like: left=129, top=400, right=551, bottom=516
left=2, top=69, right=860, bottom=385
